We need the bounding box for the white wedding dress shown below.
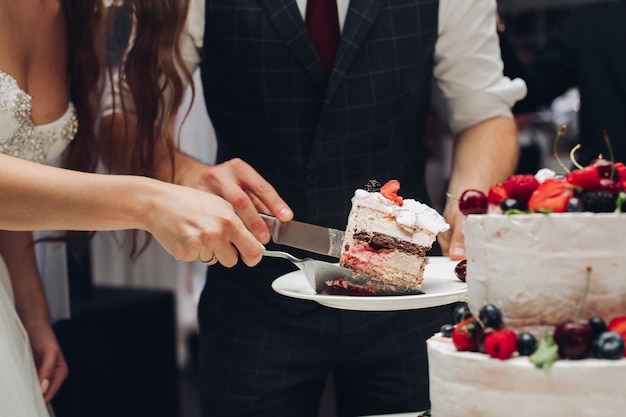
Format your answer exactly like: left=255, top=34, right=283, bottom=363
left=0, top=70, right=77, bottom=417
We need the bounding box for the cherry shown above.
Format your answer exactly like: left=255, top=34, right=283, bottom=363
left=553, top=320, right=594, bottom=359
left=458, top=189, right=488, bottom=215
left=590, top=155, right=614, bottom=179
left=454, top=259, right=467, bottom=282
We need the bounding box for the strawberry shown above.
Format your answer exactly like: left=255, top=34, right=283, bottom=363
left=607, top=316, right=626, bottom=357
left=566, top=166, right=601, bottom=191
left=527, top=178, right=574, bottom=213
left=380, top=180, right=403, bottom=206
left=484, top=328, right=518, bottom=360
left=452, top=317, right=480, bottom=352
left=488, top=183, right=508, bottom=206
left=503, top=174, right=540, bottom=205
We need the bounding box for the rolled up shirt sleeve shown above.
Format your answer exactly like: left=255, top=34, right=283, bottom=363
left=435, top=0, right=527, bottom=134
left=101, top=0, right=204, bottom=117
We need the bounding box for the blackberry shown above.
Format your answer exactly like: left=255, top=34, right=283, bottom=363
left=578, top=190, right=616, bottom=212
left=363, top=179, right=382, bottom=192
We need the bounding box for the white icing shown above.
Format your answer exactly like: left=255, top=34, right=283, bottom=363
left=428, top=335, right=626, bottom=417
left=351, top=189, right=449, bottom=235
left=464, top=213, right=626, bottom=331
left=534, top=167, right=556, bottom=183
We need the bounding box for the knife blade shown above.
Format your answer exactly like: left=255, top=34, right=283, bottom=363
left=259, top=213, right=345, bottom=258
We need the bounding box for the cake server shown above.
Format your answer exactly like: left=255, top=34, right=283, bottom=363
left=259, top=213, right=345, bottom=258
left=262, top=249, right=353, bottom=293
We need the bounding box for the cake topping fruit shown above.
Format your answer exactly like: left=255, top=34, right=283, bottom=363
left=363, top=179, right=382, bottom=193
left=478, top=304, right=503, bottom=329
left=458, top=189, right=488, bottom=215
left=457, top=127, right=626, bottom=214
left=526, top=178, right=574, bottom=213
left=379, top=180, right=403, bottom=205
left=484, top=329, right=518, bottom=360
left=454, top=259, right=467, bottom=282
left=452, top=317, right=480, bottom=352
left=607, top=316, right=626, bottom=356
left=452, top=303, right=472, bottom=324
left=553, top=320, right=594, bottom=360
left=592, top=331, right=625, bottom=360
left=440, top=323, right=455, bottom=337
left=516, top=332, right=537, bottom=356
left=503, top=174, right=539, bottom=205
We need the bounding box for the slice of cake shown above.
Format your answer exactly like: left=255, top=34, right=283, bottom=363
left=335, top=180, right=449, bottom=295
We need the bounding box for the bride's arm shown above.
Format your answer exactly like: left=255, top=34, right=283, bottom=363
left=0, top=154, right=264, bottom=267
left=0, top=231, right=68, bottom=403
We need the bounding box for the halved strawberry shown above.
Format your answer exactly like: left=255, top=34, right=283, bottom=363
left=503, top=174, right=540, bottom=205
left=380, top=180, right=403, bottom=206
left=484, top=329, right=518, bottom=360
left=488, top=183, right=508, bottom=206
left=527, top=178, right=574, bottom=213
left=566, top=166, right=601, bottom=191
left=452, top=317, right=480, bottom=352
left=607, top=316, right=626, bottom=357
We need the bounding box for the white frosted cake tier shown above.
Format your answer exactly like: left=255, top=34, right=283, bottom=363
left=464, top=213, right=626, bottom=333
left=427, top=335, right=626, bottom=417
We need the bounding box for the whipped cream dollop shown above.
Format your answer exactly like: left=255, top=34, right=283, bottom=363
left=352, top=189, right=450, bottom=235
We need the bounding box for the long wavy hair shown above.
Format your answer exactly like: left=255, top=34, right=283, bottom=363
left=60, top=0, right=192, bottom=256
left=62, top=0, right=191, bottom=176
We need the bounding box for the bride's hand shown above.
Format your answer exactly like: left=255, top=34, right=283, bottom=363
left=142, top=179, right=268, bottom=267
left=26, top=320, right=69, bottom=403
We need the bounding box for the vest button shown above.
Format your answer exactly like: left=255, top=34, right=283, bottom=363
left=306, top=171, right=319, bottom=185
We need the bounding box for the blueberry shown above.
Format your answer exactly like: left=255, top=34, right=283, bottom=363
left=452, top=304, right=472, bottom=324
left=517, top=332, right=537, bottom=356
left=440, top=324, right=454, bottom=338
left=478, top=304, right=503, bottom=329
left=500, top=198, right=524, bottom=212
left=592, top=331, right=625, bottom=359
left=588, top=316, right=607, bottom=337
left=567, top=197, right=583, bottom=212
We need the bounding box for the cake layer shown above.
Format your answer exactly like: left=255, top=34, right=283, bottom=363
left=465, top=213, right=626, bottom=333
left=428, top=335, right=626, bottom=417
left=340, top=239, right=429, bottom=289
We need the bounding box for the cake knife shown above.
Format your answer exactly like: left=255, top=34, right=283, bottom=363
left=259, top=213, right=345, bottom=258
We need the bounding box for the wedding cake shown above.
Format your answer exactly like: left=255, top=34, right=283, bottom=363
left=427, top=160, right=626, bottom=416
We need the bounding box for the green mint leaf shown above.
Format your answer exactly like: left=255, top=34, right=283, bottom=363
left=529, top=333, right=559, bottom=368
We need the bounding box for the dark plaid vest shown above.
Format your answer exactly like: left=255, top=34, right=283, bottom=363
left=199, top=0, right=440, bottom=310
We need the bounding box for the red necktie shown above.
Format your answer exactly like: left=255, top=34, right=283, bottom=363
left=305, top=0, right=340, bottom=72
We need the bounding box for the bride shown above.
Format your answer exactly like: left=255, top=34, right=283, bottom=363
left=0, top=1, right=279, bottom=415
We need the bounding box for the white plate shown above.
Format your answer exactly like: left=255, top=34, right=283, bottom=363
left=271, top=256, right=467, bottom=311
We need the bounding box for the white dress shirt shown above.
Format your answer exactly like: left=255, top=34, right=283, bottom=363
left=106, top=0, right=526, bottom=134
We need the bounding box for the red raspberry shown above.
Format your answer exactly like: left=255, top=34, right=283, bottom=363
left=452, top=317, right=480, bottom=352
left=484, top=329, right=518, bottom=360
left=503, top=174, right=540, bottom=205
left=566, top=166, right=601, bottom=191
left=488, top=183, right=508, bottom=206
left=527, top=178, right=574, bottom=213
left=380, top=180, right=403, bottom=206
